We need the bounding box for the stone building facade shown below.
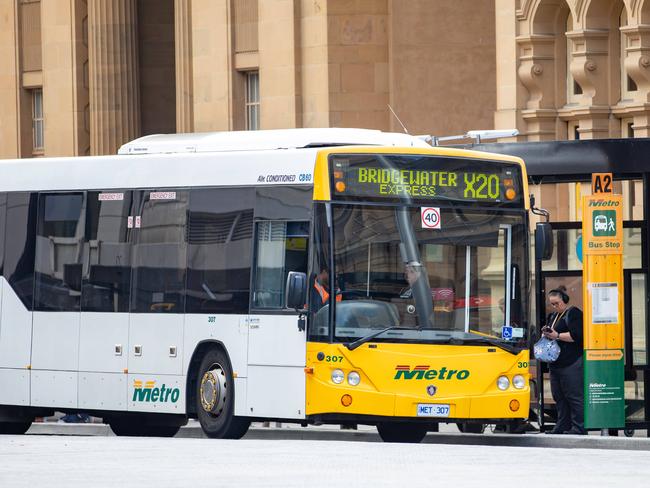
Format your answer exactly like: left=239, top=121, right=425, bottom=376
left=494, top=0, right=650, bottom=222
left=2, top=0, right=647, bottom=219
left=0, top=0, right=497, bottom=159
left=497, top=0, right=650, bottom=142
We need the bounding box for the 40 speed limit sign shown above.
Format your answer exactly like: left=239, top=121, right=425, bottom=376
left=421, top=207, right=441, bottom=229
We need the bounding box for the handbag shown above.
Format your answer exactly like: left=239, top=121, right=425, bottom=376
left=533, top=336, right=560, bottom=362
left=533, top=308, right=569, bottom=363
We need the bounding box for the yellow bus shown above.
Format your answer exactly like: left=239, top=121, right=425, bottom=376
left=0, top=129, right=533, bottom=442
left=296, top=142, right=532, bottom=442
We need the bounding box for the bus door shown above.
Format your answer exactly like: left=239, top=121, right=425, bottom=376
left=31, top=192, right=86, bottom=408
left=0, top=194, right=36, bottom=406
left=77, top=190, right=134, bottom=411
left=126, top=190, right=188, bottom=411
left=247, top=220, right=310, bottom=419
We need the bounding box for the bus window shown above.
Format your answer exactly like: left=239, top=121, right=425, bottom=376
left=81, top=191, right=134, bottom=313
left=0, top=193, right=6, bottom=277
left=130, top=190, right=188, bottom=313
left=252, top=220, right=309, bottom=309
left=2, top=193, right=37, bottom=309
left=34, top=192, right=85, bottom=311
left=186, top=188, right=255, bottom=314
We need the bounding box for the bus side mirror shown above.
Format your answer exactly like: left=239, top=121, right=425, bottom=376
left=285, top=271, right=308, bottom=310
left=535, top=223, right=553, bottom=261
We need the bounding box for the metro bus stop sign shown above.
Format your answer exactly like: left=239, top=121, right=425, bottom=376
left=582, top=178, right=625, bottom=429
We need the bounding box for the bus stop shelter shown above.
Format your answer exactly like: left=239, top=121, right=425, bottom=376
left=471, top=138, right=650, bottom=434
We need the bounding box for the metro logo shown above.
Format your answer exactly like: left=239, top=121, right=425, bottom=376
left=394, top=365, right=470, bottom=380
left=132, top=380, right=180, bottom=403
left=588, top=200, right=619, bottom=207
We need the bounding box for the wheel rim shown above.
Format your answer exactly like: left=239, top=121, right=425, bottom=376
left=200, top=363, right=228, bottom=417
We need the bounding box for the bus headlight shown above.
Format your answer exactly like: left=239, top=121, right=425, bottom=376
left=513, top=375, right=526, bottom=389
left=347, top=371, right=361, bottom=386
left=497, top=376, right=510, bottom=390
left=331, top=369, right=344, bottom=384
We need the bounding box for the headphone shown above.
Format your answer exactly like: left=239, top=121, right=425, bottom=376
left=550, top=288, right=569, bottom=304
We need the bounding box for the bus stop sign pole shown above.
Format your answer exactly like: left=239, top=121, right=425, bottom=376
left=582, top=173, right=625, bottom=430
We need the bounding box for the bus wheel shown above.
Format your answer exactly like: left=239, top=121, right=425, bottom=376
left=108, top=419, right=180, bottom=437
left=457, top=422, right=485, bottom=434
left=196, top=348, right=250, bottom=439
left=376, top=422, right=427, bottom=443
left=0, top=421, right=32, bottom=435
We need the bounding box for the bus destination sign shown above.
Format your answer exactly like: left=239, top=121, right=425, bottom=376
left=331, top=154, right=521, bottom=204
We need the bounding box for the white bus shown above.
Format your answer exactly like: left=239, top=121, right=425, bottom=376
left=0, top=129, right=533, bottom=442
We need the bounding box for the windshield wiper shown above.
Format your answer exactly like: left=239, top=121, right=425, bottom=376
left=345, top=326, right=415, bottom=351
left=446, top=335, right=518, bottom=355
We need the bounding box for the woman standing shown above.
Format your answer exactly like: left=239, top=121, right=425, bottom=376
left=542, top=286, right=586, bottom=435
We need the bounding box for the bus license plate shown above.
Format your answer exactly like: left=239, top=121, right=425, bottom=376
left=417, top=404, right=450, bottom=417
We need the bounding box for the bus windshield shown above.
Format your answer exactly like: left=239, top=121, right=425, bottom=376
left=311, top=203, right=528, bottom=348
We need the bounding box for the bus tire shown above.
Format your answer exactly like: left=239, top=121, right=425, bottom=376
left=108, top=419, right=180, bottom=437
left=196, top=347, right=250, bottom=439
left=0, top=421, right=32, bottom=435
left=376, top=422, right=427, bottom=443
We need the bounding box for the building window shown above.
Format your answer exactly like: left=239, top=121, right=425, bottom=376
left=32, top=88, right=44, bottom=153
left=620, top=118, right=635, bottom=138
left=568, top=121, right=580, bottom=140
left=619, top=7, right=638, bottom=103
left=573, top=80, right=582, bottom=95
left=245, top=71, right=260, bottom=130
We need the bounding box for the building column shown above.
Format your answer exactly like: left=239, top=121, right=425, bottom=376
left=494, top=0, right=524, bottom=139
left=521, top=109, right=558, bottom=141
left=516, top=35, right=558, bottom=140
left=88, top=0, right=140, bottom=155
left=0, top=1, right=20, bottom=158
left=191, top=0, right=231, bottom=132
left=175, top=0, right=193, bottom=133
left=259, top=0, right=299, bottom=129
left=299, top=0, right=329, bottom=127
left=41, top=0, right=88, bottom=157
left=567, top=30, right=610, bottom=108
left=576, top=111, right=611, bottom=139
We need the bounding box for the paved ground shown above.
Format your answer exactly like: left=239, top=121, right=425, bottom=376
left=24, top=420, right=650, bottom=451
left=1, top=434, right=649, bottom=487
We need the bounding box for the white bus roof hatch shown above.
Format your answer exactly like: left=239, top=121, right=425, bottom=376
left=117, top=128, right=431, bottom=155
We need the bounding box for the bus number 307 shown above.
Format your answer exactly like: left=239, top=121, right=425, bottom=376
left=326, top=355, right=343, bottom=363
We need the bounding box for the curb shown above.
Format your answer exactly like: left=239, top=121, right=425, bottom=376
left=25, top=423, right=650, bottom=450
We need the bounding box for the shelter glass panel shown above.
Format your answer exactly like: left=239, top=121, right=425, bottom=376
left=625, top=370, right=645, bottom=423
left=630, top=273, right=646, bottom=367
left=623, top=227, right=642, bottom=269
left=544, top=228, right=583, bottom=272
